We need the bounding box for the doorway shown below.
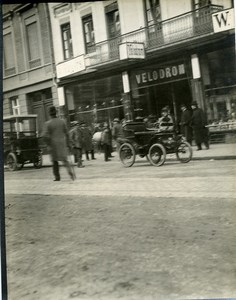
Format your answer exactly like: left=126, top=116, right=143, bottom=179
left=132, top=79, right=192, bottom=122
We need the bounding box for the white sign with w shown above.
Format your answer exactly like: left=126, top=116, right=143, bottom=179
left=212, top=8, right=235, bottom=33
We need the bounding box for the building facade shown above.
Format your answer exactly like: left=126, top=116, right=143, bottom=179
left=2, top=3, right=58, bottom=135
left=48, top=0, right=235, bottom=128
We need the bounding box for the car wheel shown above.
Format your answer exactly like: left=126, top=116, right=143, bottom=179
left=7, top=153, right=18, bottom=171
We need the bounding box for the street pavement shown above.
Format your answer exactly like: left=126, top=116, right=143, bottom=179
left=3, top=143, right=236, bottom=300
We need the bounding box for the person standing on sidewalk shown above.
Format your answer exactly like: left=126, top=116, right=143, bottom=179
left=101, top=122, right=112, bottom=162
left=179, top=104, right=193, bottom=145
left=69, top=121, right=85, bottom=168
left=81, top=122, right=96, bottom=161
left=112, top=118, right=124, bottom=154
left=43, top=106, right=75, bottom=181
left=191, top=101, right=209, bottom=150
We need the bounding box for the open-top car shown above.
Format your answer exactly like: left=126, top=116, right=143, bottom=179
left=118, top=121, right=192, bottom=167
left=3, top=114, right=43, bottom=171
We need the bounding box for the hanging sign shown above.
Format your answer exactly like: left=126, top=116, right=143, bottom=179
left=119, top=42, right=145, bottom=60
left=212, top=8, right=235, bottom=33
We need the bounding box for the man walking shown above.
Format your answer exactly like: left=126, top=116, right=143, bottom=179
left=43, top=106, right=75, bottom=181
left=191, top=101, right=209, bottom=150
left=180, top=104, right=192, bottom=145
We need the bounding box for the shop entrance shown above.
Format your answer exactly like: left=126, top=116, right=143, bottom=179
left=132, top=79, right=192, bottom=123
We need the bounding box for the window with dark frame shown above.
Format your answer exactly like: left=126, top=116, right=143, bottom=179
left=61, top=22, right=73, bottom=60
left=25, top=20, right=41, bottom=69
left=3, top=32, right=16, bottom=76
left=82, top=14, right=95, bottom=54
left=105, top=2, right=121, bottom=39
left=145, top=0, right=161, bottom=27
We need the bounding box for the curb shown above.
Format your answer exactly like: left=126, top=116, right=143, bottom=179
left=192, top=156, right=236, bottom=161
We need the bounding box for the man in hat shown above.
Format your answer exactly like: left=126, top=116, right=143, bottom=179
left=69, top=121, right=85, bottom=168
left=112, top=118, right=124, bottom=153
left=180, top=104, right=192, bottom=145
left=191, top=101, right=209, bottom=150
left=43, top=106, right=75, bottom=181
left=158, top=107, right=174, bottom=132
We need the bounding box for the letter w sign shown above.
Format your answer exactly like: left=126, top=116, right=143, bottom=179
left=212, top=8, right=235, bottom=33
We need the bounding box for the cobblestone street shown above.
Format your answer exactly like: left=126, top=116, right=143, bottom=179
left=3, top=144, right=236, bottom=300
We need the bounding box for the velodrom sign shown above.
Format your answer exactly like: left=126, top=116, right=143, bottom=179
left=212, top=8, right=235, bottom=33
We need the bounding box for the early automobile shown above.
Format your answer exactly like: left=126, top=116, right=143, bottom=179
left=118, top=121, right=192, bottom=167
left=3, top=114, right=43, bottom=171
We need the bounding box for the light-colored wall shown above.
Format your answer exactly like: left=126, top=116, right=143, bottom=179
left=161, top=0, right=192, bottom=20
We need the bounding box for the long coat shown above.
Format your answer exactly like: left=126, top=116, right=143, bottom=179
left=191, top=107, right=209, bottom=144
left=69, top=126, right=83, bottom=149
left=180, top=109, right=192, bottom=143
left=43, top=117, right=69, bottom=161
left=82, top=126, right=93, bottom=151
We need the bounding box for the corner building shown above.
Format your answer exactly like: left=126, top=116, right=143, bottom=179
left=2, top=4, right=58, bottom=135
left=48, top=0, right=235, bottom=126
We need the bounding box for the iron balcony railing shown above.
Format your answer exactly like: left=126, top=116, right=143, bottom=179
left=84, top=4, right=223, bottom=67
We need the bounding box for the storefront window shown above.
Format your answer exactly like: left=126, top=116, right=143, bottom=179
left=202, top=46, right=236, bottom=125
left=65, top=74, right=124, bottom=128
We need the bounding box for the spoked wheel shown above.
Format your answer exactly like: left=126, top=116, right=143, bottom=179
left=7, top=153, right=18, bottom=171
left=33, top=152, right=43, bottom=168
left=119, top=143, right=135, bottom=167
left=176, top=142, right=192, bottom=163
left=148, top=143, right=166, bottom=167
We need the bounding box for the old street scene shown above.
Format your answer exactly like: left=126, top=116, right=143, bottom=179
left=2, top=1, right=236, bottom=300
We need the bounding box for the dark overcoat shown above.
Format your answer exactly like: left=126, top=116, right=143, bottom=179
left=43, top=117, right=69, bottom=161
left=191, top=108, right=209, bottom=144
left=82, top=127, right=93, bottom=151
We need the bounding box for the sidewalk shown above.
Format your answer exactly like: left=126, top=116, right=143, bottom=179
left=42, top=143, right=236, bottom=166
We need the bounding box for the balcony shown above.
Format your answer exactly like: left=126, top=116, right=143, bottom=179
left=85, top=4, right=223, bottom=67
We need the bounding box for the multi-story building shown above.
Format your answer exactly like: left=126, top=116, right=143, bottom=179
left=2, top=3, right=58, bottom=135
left=48, top=0, right=235, bottom=127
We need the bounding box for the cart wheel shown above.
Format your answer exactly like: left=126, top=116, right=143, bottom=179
left=119, top=143, right=135, bottom=167
left=176, top=142, right=192, bottom=163
left=7, top=153, right=18, bottom=171
left=148, top=143, right=166, bottom=166
left=33, top=152, right=43, bottom=168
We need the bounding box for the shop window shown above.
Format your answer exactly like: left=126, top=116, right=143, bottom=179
left=25, top=16, right=41, bottom=69
left=3, top=32, right=16, bottom=76
left=61, top=22, right=73, bottom=60
left=82, top=14, right=95, bottom=54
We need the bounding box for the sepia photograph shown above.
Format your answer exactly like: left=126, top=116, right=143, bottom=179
left=1, top=1, right=236, bottom=299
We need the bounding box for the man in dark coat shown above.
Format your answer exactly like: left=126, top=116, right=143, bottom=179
left=112, top=118, right=124, bottom=153
left=191, top=101, right=209, bottom=150
left=43, top=106, right=75, bottom=181
left=69, top=121, right=85, bottom=168
left=180, top=104, right=192, bottom=145
left=81, top=122, right=96, bottom=160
